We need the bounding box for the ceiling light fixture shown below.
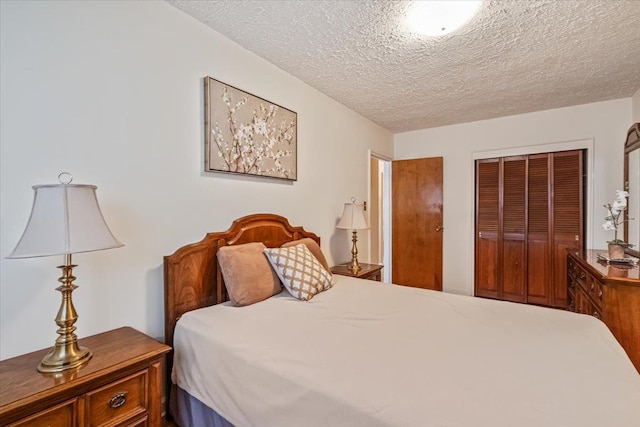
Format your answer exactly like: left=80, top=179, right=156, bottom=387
left=406, top=0, right=483, bottom=37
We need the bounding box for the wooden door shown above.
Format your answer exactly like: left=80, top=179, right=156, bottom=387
left=551, top=150, right=583, bottom=308
left=526, top=154, right=551, bottom=305
left=476, top=157, right=526, bottom=302
left=392, top=157, right=443, bottom=290
left=475, top=159, right=500, bottom=298
left=501, top=157, right=527, bottom=302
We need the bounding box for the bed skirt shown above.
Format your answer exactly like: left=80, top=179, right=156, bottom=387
left=172, top=386, right=235, bottom=427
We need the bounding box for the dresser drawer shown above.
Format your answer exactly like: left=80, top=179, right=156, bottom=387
left=8, top=399, right=77, bottom=427
left=574, top=285, right=602, bottom=320
left=85, top=370, right=148, bottom=427
left=574, top=263, right=588, bottom=284
left=567, top=257, right=586, bottom=279
left=567, top=257, right=577, bottom=278
left=120, top=415, right=148, bottom=427
left=587, top=276, right=604, bottom=306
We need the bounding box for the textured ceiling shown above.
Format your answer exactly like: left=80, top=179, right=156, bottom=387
left=167, top=0, right=640, bottom=133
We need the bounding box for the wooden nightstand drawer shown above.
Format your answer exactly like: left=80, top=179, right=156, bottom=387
left=86, top=370, right=148, bottom=426
left=8, top=399, right=77, bottom=427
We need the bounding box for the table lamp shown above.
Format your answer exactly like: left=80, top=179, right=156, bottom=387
left=336, top=197, right=369, bottom=273
left=6, top=173, right=124, bottom=373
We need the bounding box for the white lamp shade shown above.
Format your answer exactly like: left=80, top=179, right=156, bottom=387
left=336, top=202, right=369, bottom=230
left=7, top=184, right=124, bottom=258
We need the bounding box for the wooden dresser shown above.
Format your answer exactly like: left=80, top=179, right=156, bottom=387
left=0, top=327, right=171, bottom=426
left=567, top=249, right=640, bottom=372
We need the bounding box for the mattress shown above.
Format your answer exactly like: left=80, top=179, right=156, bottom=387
left=172, top=275, right=640, bottom=427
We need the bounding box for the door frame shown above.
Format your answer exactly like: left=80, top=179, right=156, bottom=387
left=368, top=150, right=392, bottom=283
left=471, top=138, right=594, bottom=279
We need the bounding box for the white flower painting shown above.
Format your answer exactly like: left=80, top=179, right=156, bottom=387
left=204, top=77, right=297, bottom=180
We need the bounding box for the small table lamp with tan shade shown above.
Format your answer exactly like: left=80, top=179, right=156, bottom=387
left=6, top=173, right=124, bottom=373
left=336, top=197, right=369, bottom=273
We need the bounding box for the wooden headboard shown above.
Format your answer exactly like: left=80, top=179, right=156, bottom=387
left=163, top=213, right=320, bottom=351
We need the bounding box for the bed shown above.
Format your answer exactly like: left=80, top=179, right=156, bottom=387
left=164, top=214, right=640, bottom=427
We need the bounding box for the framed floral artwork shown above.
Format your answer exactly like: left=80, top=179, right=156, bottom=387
left=204, top=76, right=297, bottom=181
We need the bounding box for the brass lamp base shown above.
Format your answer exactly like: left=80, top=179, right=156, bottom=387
left=348, top=260, right=362, bottom=273
left=39, top=345, right=92, bottom=373
left=38, top=254, right=92, bottom=373
left=348, top=230, right=362, bottom=273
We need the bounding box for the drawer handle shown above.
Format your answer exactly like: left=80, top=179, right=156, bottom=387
left=109, top=391, right=128, bottom=409
left=590, top=283, right=594, bottom=291
left=579, top=272, right=586, bottom=280
left=598, top=289, right=603, bottom=298
left=592, top=311, right=601, bottom=320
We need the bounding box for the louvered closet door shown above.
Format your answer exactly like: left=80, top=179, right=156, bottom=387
left=502, top=157, right=526, bottom=302
left=475, top=150, right=583, bottom=308
left=475, top=159, right=500, bottom=299
left=551, top=150, right=583, bottom=308
left=527, top=154, right=551, bottom=305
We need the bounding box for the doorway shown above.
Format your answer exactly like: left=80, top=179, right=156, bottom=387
left=369, top=152, right=391, bottom=282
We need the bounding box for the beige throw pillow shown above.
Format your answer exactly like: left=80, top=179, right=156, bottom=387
left=217, top=242, right=281, bottom=306
left=264, top=243, right=333, bottom=301
left=281, top=238, right=330, bottom=272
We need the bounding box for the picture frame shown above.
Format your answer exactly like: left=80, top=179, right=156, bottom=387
left=204, top=76, right=297, bottom=181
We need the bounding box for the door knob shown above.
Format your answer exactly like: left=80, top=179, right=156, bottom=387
left=435, top=225, right=444, bottom=232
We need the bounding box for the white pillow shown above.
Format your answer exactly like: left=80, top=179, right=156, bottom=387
left=264, top=243, right=333, bottom=301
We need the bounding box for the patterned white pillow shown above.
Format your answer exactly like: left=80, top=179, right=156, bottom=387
left=264, top=243, right=333, bottom=301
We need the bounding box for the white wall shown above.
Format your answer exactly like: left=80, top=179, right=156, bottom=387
left=633, top=88, right=640, bottom=123
left=395, top=99, right=632, bottom=296
left=0, top=1, right=393, bottom=359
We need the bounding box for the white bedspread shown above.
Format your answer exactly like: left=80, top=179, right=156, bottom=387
left=172, top=276, right=640, bottom=427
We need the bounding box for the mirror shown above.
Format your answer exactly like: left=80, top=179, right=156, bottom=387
left=624, top=123, right=639, bottom=257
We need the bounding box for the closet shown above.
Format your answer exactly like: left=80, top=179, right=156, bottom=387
left=475, top=150, right=584, bottom=308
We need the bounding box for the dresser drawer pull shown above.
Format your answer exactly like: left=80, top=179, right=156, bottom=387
left=598, top=289, right=603, bottom=298
left=590, top=282, right=594, bottom=291
left=109, top=391, right=128, bottom=409
left=592, top=311, right=601, bottom=320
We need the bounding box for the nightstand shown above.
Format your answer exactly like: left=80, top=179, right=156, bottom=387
left=331, top=263, right=384, bottom=281
left=0, top=327, right=171, bottom=426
